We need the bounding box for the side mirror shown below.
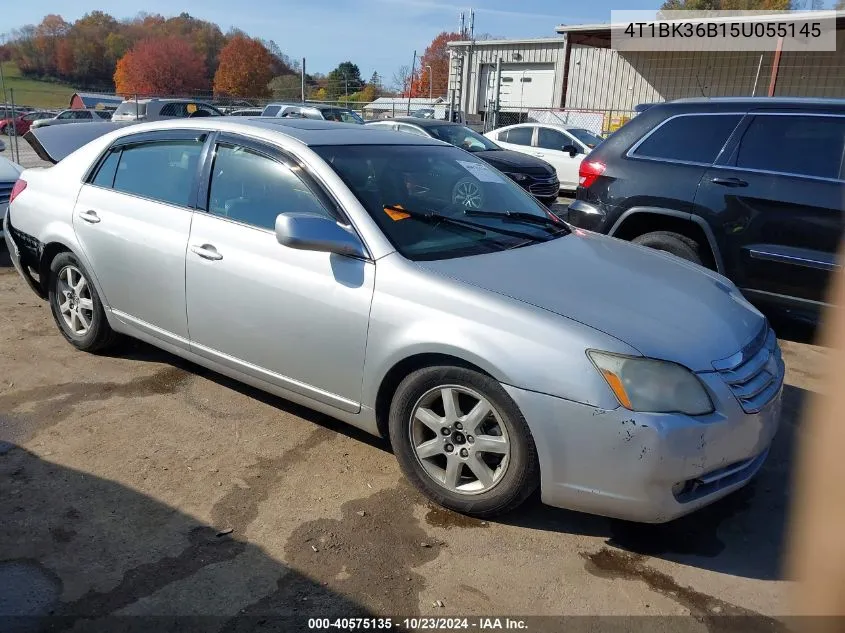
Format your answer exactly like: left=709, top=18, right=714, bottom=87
left=275, top=212, right=367, bottom=258
left=562, top=144, right=579, bottom=157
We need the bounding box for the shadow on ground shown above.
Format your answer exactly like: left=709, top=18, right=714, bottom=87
left=0, top=444, right=377, bottom=633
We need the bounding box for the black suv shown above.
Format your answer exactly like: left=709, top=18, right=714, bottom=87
left=568, top=97, right=844, bottom=316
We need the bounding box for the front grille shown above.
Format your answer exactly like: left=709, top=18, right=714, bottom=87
left=0, top=181, right=14, bottom=205
left=528, top=179, right=559, bottom=197
left=715, top=326, right=784, bottom=413
left=673, top=450, right=768, bottom=503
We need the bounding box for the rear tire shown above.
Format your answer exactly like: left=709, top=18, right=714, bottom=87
left=389, top=365, right=539, bottom=518
left=631, top=230, right=703, bottom=266
left=47, top=252, right=119, bottom=353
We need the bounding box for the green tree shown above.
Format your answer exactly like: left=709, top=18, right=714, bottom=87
left=327, top=61, right=362, bottom=99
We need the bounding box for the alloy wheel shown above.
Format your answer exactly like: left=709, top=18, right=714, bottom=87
left=409, top=385, right=510, bottom=495
left=57, top=265, right=94, bottom=336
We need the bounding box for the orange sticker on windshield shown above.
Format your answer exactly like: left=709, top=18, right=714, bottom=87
left=384, top=205, right=410, bottom=221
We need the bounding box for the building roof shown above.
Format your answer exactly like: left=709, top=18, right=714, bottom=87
left=69, top=92, right=124, bottom=109
left=447, top=37, right=566, bottom=48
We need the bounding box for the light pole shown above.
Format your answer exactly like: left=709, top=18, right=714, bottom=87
left=425, top=64, right=432, bottom=100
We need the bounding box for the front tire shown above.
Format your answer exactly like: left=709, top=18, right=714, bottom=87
left=389, top=366, right=539, bottom=517
left=631, top=230, right=703, bottom=266
left=47, top=252, right=118, bottom=352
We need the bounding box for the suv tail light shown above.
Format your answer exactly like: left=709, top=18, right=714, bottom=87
left=9, top=179, right=27, bottom=204
left=579, top=160, right=606, bottom=188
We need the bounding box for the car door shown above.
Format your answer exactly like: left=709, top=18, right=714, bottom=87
left=695, top=111, right=845, bottom=306
left=185, top=134, right=375, bottom=411
left=534, top=127, right=581, bottom=189
left=72, top=130, right=207, bottom=347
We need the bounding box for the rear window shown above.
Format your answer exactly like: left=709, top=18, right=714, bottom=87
left=115, top=102, right=147, bottom=117
left=263, top=105, right=281, bottom=117
left=631, top=114, right=742, bottom=164
left=503, top=127, right=532, bottom=146
left=734, top=114, right=845, bottom=180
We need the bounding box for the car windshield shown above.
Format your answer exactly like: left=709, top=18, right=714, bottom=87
left=425, top=125, right=500, bottom=152
left=566, top=128, right=603, bottom=149
left=338, top=110, right=365, bottom=124
left=314, top=144, right=568, bottom=261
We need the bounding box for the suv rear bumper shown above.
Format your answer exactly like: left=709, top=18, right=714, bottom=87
left=566, top=199, right=606, bottom=231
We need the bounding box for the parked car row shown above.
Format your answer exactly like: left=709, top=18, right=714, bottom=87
left=4, top=116, right=783, bottom=524
left=1, top=110, right=57, bottom=135
left=261, top=102, right=365, bottom=124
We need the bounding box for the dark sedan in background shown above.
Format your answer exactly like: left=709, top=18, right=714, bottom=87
left=367, top=118, right=560, bottom=206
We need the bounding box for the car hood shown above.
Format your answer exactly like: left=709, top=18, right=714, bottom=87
left=473, top=149, right=555, bottom=176
left=416, top=231, right=765, bottom=372
left=0, top=156, right=23, bottom=181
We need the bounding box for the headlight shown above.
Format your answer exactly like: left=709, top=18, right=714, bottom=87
left=505, top=172, right=529, bottom=182
left=588, top=351, right=713, bottom=415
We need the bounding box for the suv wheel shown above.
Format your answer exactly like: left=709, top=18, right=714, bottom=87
left=632, top=231, right=703, bottom=266
left=389, top=365, right=539, bottom=517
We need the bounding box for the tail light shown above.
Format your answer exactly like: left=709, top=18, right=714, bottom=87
left=578, top=160, right=606, bottom=188
left=9, top=179, right=27, bottom=204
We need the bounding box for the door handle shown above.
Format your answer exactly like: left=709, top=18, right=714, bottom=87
left=190, top=244, right=223, bottom=261
left=711, top=177, right=748, bottom=187
left=79, top=210, right=101, bottom=223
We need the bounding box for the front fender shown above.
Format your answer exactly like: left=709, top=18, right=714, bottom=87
left=361, top=254, right=636, bottom=411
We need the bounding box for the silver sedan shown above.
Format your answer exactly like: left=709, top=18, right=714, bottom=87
left=4, top=119, right=783, bottom=522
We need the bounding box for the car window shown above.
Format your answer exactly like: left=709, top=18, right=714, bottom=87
left=263, top=105, right=281, bottom=117
left=537, top=128, right=571, bottom=151
left=23, top=113, right=38, bottom=121
left=91, top=149, right=122, bottom=188
left=397, top=124, right=430, bottom=137
left=76, top=111, right=93, bottom=120
left=112, top=139, right=204, bottom=207
left=426, top=125, right=499, bottom=152
left=566, top=128, right=603, bottom=149
left=339, top=110, right=365, bottom=124
left=57, top=111, right=74, bottom=120
left=735, top=114, right=845, bottom=180
left=314, top=144, right=568, bottom=261
left=95, top=111, right=112, bottom=120
left=114, top=102, right=147, bottom=117
left=207, top=144, right=332, bottom=230
left=632, top=114, right=742, bottom=164
left=503, top=127, right=532, bottom=146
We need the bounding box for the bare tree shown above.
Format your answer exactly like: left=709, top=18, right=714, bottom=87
left=391, top=64, right=411, bottom=94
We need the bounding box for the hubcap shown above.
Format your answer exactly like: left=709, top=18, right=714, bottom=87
left=452, top=180, right=483, bottom=209
left=409, top=385, right=510, bottom=495
left=57, top=265, right=94, bottom=336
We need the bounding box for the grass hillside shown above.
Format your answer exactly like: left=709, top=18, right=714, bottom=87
left=1, top=62, right=77, bottom=109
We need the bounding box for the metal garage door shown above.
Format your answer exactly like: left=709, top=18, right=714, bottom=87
left=478, top=63, right=555, bottom=112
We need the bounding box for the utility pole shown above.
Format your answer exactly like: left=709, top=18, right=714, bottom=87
left=301, top=57, right=306, bottom=103
left=408, top=50, right=416, bottom=115
left=425, top=64, right=432, bottom=100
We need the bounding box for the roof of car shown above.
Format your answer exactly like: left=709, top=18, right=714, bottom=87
left=659, top=97, right=845, bottom=111
left=372, top=117, right=458, bottom=128
left=118, top=117, right=447, bottom=147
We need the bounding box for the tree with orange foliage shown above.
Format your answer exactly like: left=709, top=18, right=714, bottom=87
left=412, top=32, right=462, bottom=99
left=213, top=35, right=274, bottom=98
left=114, top=36, right=207, bottom=96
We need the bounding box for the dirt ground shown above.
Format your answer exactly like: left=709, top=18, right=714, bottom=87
left=0, top=203, right=829, bottom=630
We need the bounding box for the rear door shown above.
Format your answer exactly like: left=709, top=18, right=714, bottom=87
left=534, top=126, right=581, bottom=188
left=493, top=126, right=535, bottom=153
left=695, top=111, right=845, bottom=306
left=72, top=130, right=207, bottom=346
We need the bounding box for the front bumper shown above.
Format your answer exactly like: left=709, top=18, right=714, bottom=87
left=504, top=370, right=782, bottom=523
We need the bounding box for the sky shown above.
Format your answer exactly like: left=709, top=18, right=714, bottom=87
left=0, top=0, right=739, bottom=83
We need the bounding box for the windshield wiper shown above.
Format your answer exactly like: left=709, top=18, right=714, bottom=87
left=463, top=209, right=570, bottom=234
left=383, top=205, right=546, bottom=242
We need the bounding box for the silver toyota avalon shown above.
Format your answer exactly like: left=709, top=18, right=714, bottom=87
left=4, top=118, right=783, bottom=522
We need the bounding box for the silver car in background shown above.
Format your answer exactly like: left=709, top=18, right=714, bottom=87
left=110, top=98, right=223, bottom=122
left=4, top=118, right=783, bottom=522
left=30, top=109, right=113, bottom=129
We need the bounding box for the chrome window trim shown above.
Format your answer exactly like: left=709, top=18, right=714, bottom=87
left=625, top=112, right=746, bottom=166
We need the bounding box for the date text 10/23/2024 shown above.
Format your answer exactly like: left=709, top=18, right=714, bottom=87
left=308, top=618, right=529, bottom=631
